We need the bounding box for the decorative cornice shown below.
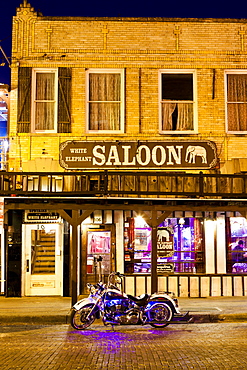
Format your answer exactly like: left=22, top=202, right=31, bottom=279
left=12, top=16, right=247, bottom=59
left=16, top=1, right=38, bottom=17
left=14, top=62, right=247, bottom=70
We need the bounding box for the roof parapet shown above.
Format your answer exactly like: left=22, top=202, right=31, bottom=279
left=16, top=1, right=42, bottom=17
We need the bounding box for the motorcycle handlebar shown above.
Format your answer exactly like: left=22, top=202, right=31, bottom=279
left=115, top=272, right=124, bottom=278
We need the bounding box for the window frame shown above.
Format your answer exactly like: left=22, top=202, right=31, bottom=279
left=159, top=69, right=198, bottom=134
left=31, top=68, right=58, bottom=134
left=86, top=68, right=125, bottom=134
left=225, top=70, right=247, bottom=134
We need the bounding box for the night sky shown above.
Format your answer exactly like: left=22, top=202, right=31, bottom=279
left=1, top=0, right=247, bottom=85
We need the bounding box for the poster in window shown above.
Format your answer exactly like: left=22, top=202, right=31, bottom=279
left=157, top=227, right=174, bottom=257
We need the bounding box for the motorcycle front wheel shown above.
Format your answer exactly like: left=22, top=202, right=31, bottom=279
left=71, top=304, right=96, bottom=330
left=148, top=302, right=173, bottom=328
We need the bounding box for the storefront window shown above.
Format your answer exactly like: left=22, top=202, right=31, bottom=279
left=124, top=217, right=204, bottom=274
left=227, top=217, right=247, bottom=273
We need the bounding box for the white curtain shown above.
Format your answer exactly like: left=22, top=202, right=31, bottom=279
left=89, top=73, right=121, bottom=130
left=162, top=101, right=193, bottom=131
left=35, top=73, right=55, bottom=131
left=177, top=103, right=193, bottom=130
left=161, top=101, right=176, bottom=130
left=227, top=74, right=247, bottom=131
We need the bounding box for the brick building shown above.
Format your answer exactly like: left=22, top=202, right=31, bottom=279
left=3, top=0, right=247, bottom=301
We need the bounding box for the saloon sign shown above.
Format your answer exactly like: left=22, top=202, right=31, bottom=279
left=60, top=141, right=217, bottom=170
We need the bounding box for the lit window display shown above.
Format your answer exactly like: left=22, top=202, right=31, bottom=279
left=124, top=217, right=204, bottom=274
left=227, top=217, right=247, bottom=273
left=87, top=231, right=111, bottom=274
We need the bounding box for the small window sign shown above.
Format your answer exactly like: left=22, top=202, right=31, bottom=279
left=157, top=263, right=174, bottom=273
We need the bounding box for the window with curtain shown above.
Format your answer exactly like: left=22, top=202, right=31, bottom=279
left=32, top=69, right=57, bottom=132
left=87, top=70, right=124, bottom=132
left=227, top=73, right=247, bottom=132
left=160, top=72, right=195, bottom=133
left=18, top=67, right=71, bottom=134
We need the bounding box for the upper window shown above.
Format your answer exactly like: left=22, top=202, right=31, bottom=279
left=159, top=70, right=197, bottom=134
left=86, top=69, right=124, bottom=133
left=32, top=68, right=58, bottom=133
left=226, top=71, right=247, bottom=133
left=18, top=67, right=71, bottom=134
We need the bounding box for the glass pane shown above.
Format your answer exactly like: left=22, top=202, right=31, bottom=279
left=227, top=74, right=247, bottom=102
left=162, top=73, right=193, bottom=100
left=227, top=103, right=247, bottom=131
left=35, top=102, right=55, bottom=130
left=228, top=217, right=247, bottom=273
left=31, top=229, right=56, bottom=275
left=162, top=102, right=193, bottom=131
left=124, top=217, right=204, bottom=274
left=89, top=73, right=121, bottom=101
left=36, top=73, right=55, bottom=100
left=89, top=102, right=120, bottom=130
left=87, top=231, right=111, bottom=274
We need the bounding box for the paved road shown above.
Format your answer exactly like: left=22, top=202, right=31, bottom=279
left=1, top=322, right=247, bottom=369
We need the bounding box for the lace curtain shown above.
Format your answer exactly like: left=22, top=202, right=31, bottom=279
left=161, top=101, right=193, bottom=131
left=35, top=72, right=55, bottom=131
left=227, top=74, right=247, bottom=131
left=89, top=73, right=121, bottom=130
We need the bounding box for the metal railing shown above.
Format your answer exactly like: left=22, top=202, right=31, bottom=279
left=0, top=170, right=247, bottom=198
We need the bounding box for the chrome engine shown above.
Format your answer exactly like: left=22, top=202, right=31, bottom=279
left=103, top=299, right=141, bottom=325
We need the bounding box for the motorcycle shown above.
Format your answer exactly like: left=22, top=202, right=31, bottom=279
left=71, top=272, right=192, bottom=330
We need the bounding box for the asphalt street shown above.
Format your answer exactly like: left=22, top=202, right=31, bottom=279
left=1, top=322, right=247, bottom=369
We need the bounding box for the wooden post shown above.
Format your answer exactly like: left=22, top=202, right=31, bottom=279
left=141, top=210, right=172, bottom=295
left=71, top=211, right=78, bottom=306
left=57, top=209, right=95, bottom=306
left=151, top=224, right=158, bottom=294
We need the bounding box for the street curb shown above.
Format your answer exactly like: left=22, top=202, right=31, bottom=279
left=191, top=313, right=247, bottom=323
left=1, top=313, right=247, bottom=325
left=0, top=315, right=71, bottom=325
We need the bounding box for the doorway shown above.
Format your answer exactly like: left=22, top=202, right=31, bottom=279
left=22, top=223, right=63, bottom=296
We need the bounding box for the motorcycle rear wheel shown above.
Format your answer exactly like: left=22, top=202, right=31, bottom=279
left=71, top=304, right=96, bottom=330
left=149, top=302, right=173, bottom=328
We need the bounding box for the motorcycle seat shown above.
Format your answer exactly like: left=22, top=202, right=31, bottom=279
left=127, top=293, right=149, bottom=305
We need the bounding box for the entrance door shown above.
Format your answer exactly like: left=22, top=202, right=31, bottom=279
left=84, top=226, right=115, bottom=284
left=22, top=224, right=63, bottom=296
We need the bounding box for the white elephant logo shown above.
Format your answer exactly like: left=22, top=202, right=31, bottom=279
left=157, top=229, right=170, bottom=243
left=157, top=227, right=174, bottom=256
left=185, top=145, right=207, bottom=164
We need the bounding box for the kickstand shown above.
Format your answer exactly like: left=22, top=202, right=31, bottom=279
left=111, top=324, right=115, bottom=331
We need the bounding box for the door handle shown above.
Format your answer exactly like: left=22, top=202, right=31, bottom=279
left=26, top=259, right=29, bottom=272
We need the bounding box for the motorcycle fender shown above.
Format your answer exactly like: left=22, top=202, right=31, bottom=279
left=149, top=294, right=180, bottom=314
left=73, top=297, right=96, bottom=311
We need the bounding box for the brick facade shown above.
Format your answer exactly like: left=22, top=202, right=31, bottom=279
left=8, top=1, right=247, bottom=172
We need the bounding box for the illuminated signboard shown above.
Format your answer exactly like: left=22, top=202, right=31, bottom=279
left=24, top=210, right=61, bottom=223
left=60, top=140, right=217, bottom=170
